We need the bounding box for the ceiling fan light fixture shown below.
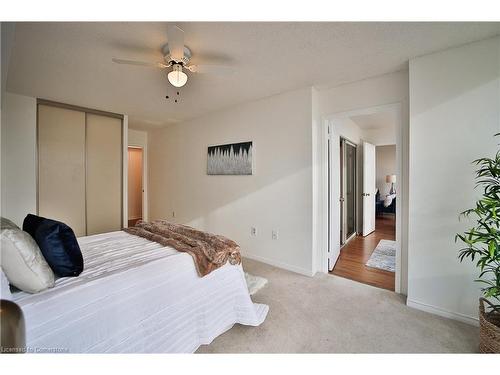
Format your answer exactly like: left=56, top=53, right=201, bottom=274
left=167, top=64, right=188, bottom=88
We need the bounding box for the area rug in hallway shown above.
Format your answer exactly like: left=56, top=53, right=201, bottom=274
left=366, top=239, right=396, bottom=272
left=245, top=272, right=268, bottom=295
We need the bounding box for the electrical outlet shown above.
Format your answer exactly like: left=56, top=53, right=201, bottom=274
left=272, top=230, right=279, bottom=240
left=251, top=227, right=257, bottom=236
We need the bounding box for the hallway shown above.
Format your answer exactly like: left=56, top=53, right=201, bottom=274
left=330, top=216, right=396, bottom=291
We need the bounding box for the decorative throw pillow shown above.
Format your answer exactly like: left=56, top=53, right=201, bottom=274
left=0, top=266, right=13, bottom=300
left=23, top=214, right=84, bottom=277
left=0, top=229, right=55, bottom=293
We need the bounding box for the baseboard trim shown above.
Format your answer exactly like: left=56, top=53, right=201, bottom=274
left=241, top=252, right=314, bottom=277
left=407, top=298, right=479, bottom=327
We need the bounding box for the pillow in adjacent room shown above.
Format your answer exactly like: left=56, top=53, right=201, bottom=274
left=23, top=214, right=84, bottom=277
left=0, top=228, right=55, bottom=293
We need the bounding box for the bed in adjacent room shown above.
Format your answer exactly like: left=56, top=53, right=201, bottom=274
left=11, top=231, right=268, bottom=353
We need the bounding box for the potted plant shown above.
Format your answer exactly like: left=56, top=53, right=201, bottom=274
left=457, top=144, right=500, bottom=353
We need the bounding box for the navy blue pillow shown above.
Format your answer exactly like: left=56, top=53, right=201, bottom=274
left=23, top=214, right=84, bottom=277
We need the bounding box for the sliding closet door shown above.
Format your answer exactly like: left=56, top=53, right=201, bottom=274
left=38, top=105, right=86, bottom=236
left=86, top=113, right=122, bottom=235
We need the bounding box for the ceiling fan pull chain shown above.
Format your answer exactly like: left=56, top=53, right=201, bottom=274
left=165, top=89, right=181, bottom=103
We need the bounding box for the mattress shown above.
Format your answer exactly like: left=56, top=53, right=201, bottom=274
left=13, top=231, right=268, bottom=353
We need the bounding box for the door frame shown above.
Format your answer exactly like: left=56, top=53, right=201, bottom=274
left=321, top=102, right=404, bottom=293
left=127, top=143, right=148, bottom=223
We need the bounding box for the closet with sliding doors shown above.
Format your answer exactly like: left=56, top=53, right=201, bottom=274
left=37, top=100, right=124, bottom=237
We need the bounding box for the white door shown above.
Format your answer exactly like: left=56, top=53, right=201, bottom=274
left=362, top=141, right=376, bottom=236
left=328, top=128, right=341, bottom=271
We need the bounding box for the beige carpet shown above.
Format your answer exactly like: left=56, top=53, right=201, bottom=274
left=197, top=258, right=479, bottom=353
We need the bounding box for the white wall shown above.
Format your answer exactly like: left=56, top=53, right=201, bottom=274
left=1, top=93, right=37, bottom=226
left=148, top=87, right=314, bottom=276
left=1, top=23, right=15, bottom=97
left=1, top=23, right=16, bottom=217
left=129, top=128, right=147, bottom=147
left=331, top=117, right=363, bottom=144
left=363, top=126, right=396, bottom=146
left=376, top=145, right=396, bottom=196
left=313, top=70, right=409, bottom=294
left=408, top=36, right=500, bottom=324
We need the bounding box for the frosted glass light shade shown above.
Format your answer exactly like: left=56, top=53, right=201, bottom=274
left=386, top=174, right=396, bottom=183
left=167, top=64, right=188, bottom=87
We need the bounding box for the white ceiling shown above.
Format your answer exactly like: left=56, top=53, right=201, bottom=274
left=350, top=111, right=397, bottom=130
left=6, top=22, right=500, bottom=130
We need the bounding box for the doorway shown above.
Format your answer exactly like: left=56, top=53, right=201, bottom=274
left=326, top=104, right=401, bottom=292
left=340, top=138, right=357, bottom=245
left=128, top=146, right=143, bottom=227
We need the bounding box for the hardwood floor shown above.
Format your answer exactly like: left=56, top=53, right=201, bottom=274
left=330, top=215, right=395, bottom=291
left=128, top=218, right=142, bottom=227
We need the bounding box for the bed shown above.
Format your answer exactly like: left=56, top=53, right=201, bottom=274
left=376, top=192, right=396, bottom=216
left=12, top=230, right=268, bottom=353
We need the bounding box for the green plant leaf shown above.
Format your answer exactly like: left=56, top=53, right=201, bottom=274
left=457, top=133, right=500, bottom=301
left=489, top=240, right=496, bottom=258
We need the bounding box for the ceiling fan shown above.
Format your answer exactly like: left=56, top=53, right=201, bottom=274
left=112, top=25, right=233, bottom=88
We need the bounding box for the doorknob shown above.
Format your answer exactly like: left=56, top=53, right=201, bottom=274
left=362, top=193, right=370, bottom=197
left=339, top=197, right=345, bottom=202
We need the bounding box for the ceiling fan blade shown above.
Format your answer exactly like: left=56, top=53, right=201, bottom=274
left=167, top=25, right=185, bottom=61
left=186, top=64, right=236, bottom=75
left=112, top=58, right=167, bottom=68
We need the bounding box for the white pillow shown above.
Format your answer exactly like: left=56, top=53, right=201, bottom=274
left=0, top=266, right=12, bottom=300
left=0, top=228, right=55, bottom=293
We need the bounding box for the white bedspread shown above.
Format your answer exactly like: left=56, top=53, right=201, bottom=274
left=12, top=231, right=268, bottom=353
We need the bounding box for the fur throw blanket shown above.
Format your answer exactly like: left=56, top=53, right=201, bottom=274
left=124, top=220, right=241, bottom=277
